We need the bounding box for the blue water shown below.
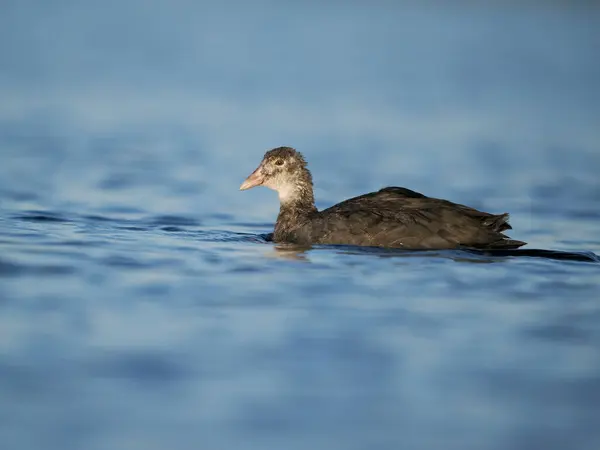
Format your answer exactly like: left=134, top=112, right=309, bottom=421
left=1, top=2, right=600, bottom=449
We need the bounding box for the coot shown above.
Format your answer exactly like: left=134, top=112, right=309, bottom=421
left=240, top=147, right=526, bottom=250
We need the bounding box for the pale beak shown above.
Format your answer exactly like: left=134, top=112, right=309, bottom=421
left=239, top=166, right=264, bottom=191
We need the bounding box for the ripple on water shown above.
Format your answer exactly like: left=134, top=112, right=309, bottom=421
left=100, top=255, right=150, bottom=269
left=85, top=350, right=193, bottom=385
left=160, top=226, right=185, bottom=232
left=14, top=210, right=72, bottom=223
left=81, top=214, right=122, bottom=223
left=146, top=215, right=202, bottom=227
left=1, top=189, right=40, bottom=202
left=0, top=257, right=78, bottom=277
left=0, top=258, right=24, bottom=276
left=524, top=322, right=592, bottom=344
left=188, top=230, right=272, bottom=243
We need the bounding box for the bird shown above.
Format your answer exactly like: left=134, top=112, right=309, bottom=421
left=239, top=147, right=526, bottom=250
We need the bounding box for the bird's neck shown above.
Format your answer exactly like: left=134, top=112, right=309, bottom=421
left=276, top=168, right=317, bottom=212
left=274, top=201, right=316, bottom=243
left=274, top=172, right=317, bottom=238
left=277, top=188, right=317, bottom=218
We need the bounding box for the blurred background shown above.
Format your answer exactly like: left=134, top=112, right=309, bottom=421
left=1, top=1, right=599, bottom=450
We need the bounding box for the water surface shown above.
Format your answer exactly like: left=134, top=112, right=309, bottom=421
left=1, top=2, right=600, bottom=450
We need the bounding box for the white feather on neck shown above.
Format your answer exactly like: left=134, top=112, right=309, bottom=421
left=277, top=183, right=300, bottom=204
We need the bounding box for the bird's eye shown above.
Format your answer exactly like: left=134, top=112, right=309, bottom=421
left=274, top=159, right=284, bottom=166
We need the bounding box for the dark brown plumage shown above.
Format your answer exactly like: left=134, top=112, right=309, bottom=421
left=240, top=147, right=526, bottom=250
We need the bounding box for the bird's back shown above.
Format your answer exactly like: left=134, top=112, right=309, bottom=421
left=307, top=187, right=526, bottom=249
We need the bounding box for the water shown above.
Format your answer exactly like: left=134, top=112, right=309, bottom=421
left=1, top=2, right=600, bottom=449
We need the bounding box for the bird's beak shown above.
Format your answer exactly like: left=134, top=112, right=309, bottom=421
left=239, top=165, right=265, bottom=191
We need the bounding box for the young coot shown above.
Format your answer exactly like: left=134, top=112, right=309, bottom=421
left=240, top=147, right=526, bottom=250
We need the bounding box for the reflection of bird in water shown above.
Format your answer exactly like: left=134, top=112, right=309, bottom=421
left=268, top=244, right=310, bottom=262
left=241, top=146, right=526, bottom=250
left=265, top=240, right=599, bottom=264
